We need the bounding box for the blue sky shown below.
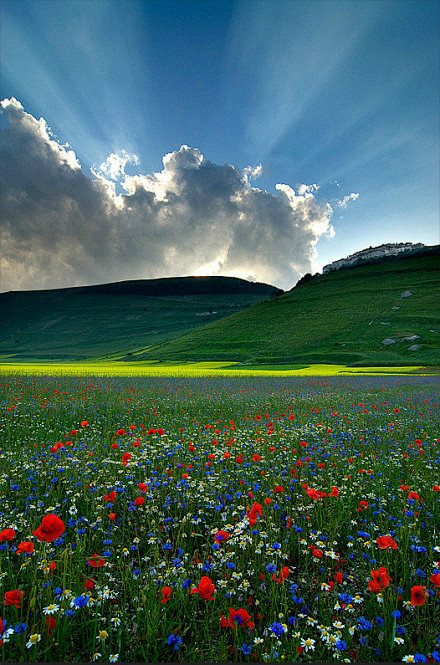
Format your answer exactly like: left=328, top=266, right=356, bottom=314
left=1, top=0, right=438, bottom=291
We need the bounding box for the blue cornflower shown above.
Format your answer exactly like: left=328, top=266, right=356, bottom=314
left=266, top=564, right=277, bottom=573
left=431, top=651, right=440, bottom=663
left=391, top=610, right=401, bottom=619
left=416, top=568, right=426, bottom=577
left=358, top=617, right=373, bottom=631
left=414, top=655, right=427, bottom=663
left=14, top=622, right=27, bottom=634
left=376, top=617, right=384, bottom=627
left=272, top=542, right=281, bottom=550
left=335, top=639, right=347, bottom=650
left=226, top=562, right=235, bottom=569
left=269, top=622, right=285, bottom=637
left=396, top=626, right=406, bottom=635
left=167, top=633, right=182, bottom=651
left=241, top=643, right=252, bottom=655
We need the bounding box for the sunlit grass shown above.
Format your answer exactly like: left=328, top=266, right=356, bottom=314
left=0, top=361, right=430, bottom=377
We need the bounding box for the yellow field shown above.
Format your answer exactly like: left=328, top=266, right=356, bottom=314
left=0, top=360, right=432, bottom=377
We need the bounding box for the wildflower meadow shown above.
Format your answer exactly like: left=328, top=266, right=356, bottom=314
left=0, top=373, right=439, bottom=663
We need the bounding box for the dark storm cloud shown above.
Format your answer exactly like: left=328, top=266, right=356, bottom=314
left=0, top=98, right=337, bottom=291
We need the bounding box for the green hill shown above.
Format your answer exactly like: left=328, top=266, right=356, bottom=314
left=0, top=276, right=281, bottom=361
left=138, top=248, right=440, bottom=367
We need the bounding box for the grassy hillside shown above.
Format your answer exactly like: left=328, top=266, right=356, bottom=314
left=139, top=249, right=440, bottom=366
left=0, top=276, right=281, bottom=361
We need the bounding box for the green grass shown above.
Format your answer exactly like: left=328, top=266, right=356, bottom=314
left=140, top=251, right=440, bottom=366
left=0, top=276, right=280, bottom=361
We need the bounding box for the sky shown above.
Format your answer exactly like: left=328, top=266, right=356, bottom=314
left=1, top=0, right=438, bottom=292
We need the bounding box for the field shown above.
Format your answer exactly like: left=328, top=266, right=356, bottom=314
left=1, top=372, right=439, bottom=663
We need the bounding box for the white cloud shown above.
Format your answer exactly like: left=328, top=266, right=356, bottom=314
left=0, top=98, right=337, bottom=291
left=337, top=192, right=359, bottom=208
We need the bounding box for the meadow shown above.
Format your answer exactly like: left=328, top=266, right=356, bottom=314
left=0, top=373, right=439, bottom=663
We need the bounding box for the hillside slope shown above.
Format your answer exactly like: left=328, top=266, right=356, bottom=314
left=0, top=276, right=281, bottom=361
left=139, top=249, right=440, bottom=366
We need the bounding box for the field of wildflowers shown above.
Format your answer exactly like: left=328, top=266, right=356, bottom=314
left=1, top=373, right=439, bottom=663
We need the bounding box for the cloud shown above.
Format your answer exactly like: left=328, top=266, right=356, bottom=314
left=337, top=192, right=359, bottom=208
left=1, top=98, right=339, bottom=291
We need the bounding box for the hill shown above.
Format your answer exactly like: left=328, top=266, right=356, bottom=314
left=138, top=248, right=440, bottom=366
left=0, top=276, right=281, bottom=361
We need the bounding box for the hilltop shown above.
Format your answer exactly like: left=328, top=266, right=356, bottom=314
left=137, top=247, right=440, bottom=367
left=0, top=276, right=281, bottom=361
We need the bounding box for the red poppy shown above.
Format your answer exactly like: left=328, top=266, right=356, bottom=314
left=16, top=541, right=34, bottom=554
left=334, top=572, right=343, bottom=583
left=121, top=452, right=131, bottom=465
left=104, top=491, right=116, bottom=502
left=312, top=548, right=323, bottom=558
left=190, top=576, right=215, bottom=600
left=108, top=513, right=116, bottom=521
left=408, top=491, right=420, bottom=500
left=32, top=514, right=65, bottom=542
left=272, top=566, right=290, bottom=583
left=214, top=530, right=229, bottom=544
left=134, top=497, right=145, bottom=506
left=87, top=554, right=106, bottom=568
left=81, top=421, right=89, bottom=427
left=46, top=615, right=56, bottom=637
left=0, top=615, right=4, bottom=646
left=84, top=579, right=95, bottom=590
left=331, top=487, right=339, bottom=497
left=0, top=529, right=15, bottom=542
left=111, top=443, right=119, bottom=450
left=368, top=567, right=391, bottom=592
left=430, top=573, right=440, bottom=588
left=221, top=607, right=252, bottom=629
left=274, top=485, right=284, bottom=493
left=376, top=536, right=398, bottom=550
left=252, top=454, right=261, bottom=463
left=161, top=586, right=172, bottom=604
left=359, top=501, right=369, bottom=509
left=411, top=585, right=427, bottom=606
left=139, top=482, right=148, bottom=493
left=4, top=590, right=24, bottom=608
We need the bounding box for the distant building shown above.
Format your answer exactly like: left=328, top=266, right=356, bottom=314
left=322, top=242, right=426, bottom=274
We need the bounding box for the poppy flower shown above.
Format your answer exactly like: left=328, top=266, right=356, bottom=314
left=430, top=573, right=440, bottom=588
left=408, top=491, right=420, bottom=500
left=0, top=529, right=15, bottom=542
left=84, top=579, right=95, bottom=590
left=221, top=607, right=252, bottom=629
left=108, top=513, right=116, bottom=521
left=121, top=453, right=131, bottom=465
left=0, top=616, right=4, bottom=646
left=87, top=554, right=106, bottom=568
left=331, top=487, right=339, bottom=497
left=274, top=485, right=284, bottom=493
left=16, top=541, right=34, bottom=554
left=359, top=501, right=369, bottom=509
left=368, top=567, right=391, bottom=592
left=252, top=454, right=261, bottom=463
left=104, top=491, right=116, bottom=502
left=134, top=497, right=145, bottom=506
left=138, top=483, right=148, bottom=493
left=32, top=514, right=65, bottom=543
left=190, top=576, right=215, bottom=600
left=214, top=530, right=229, bottom=544
left=411, top=585, right=428, bottom=606
left=161, top=586, right=172, bottom=604
left=376, top=536, right=398, bottom=550
left=81, top=420, right=88, bottom=427
left=4, top=590, right=24, bottom=608
left=46, top=615, right=56, bottom=637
